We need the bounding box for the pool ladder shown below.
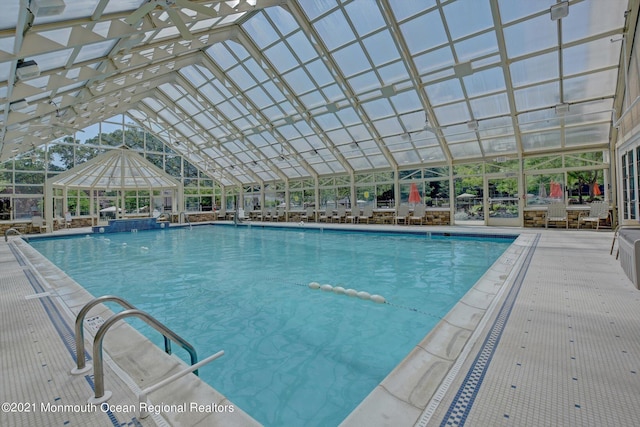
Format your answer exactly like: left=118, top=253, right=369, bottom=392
left=179, top=211, right=192, bottom=229
left=4, top=227, right=28, bottom=242
left=71, top=295, right=223, bottom=407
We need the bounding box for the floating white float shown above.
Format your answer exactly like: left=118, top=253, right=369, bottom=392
left=370, top=294, right=385, bottom=304
left=356, top=291, right=371, bottom=300
left=140, top=246, right=149, bottom=251
left=308, top=282, right=385, bottom=304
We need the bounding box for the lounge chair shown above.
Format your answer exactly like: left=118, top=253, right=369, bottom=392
left=64, top=211, right=72, bottom=228
left=409, top=204, right=426, bottom=225
left=30, top=215, right=47, bottom=233
left=332, top=206, right=347, bottom=223
left=394, top=205, right=410, bottom=225
left=578, top=201, right=610, bottom=230
left=216, top=209, right=226, bottom=221
left=319, top=210, right=331, bottom=222
left=300, top=206, right=315, bottom=222
left=358, top=205, right=374, bottom=224
left=346, top=207, right=360, bottom=223
left=545, top=203, right=568, bottom=229
left=275, top=207, right=286, bottom=222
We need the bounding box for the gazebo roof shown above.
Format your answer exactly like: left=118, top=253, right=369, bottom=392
left=50, top=147, right=182, bottom=191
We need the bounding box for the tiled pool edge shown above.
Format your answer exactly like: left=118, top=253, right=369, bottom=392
left=339, top=233, right=538, bottom=427
left=10, top=238, right=261, bottom=427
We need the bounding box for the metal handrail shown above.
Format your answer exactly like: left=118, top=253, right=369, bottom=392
left=179, top=211, right=192, bottom=229
left=138, top=350, right=224, bottom=418
left=89, top=309, right=199, bottom=404
left=4, top=227, right=28, bottom=242
left=71, top=295, right=137, bottom=374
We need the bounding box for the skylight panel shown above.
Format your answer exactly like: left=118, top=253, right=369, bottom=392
left=443, top=0, right=493, bottom=40
left=388, top=0, right=436, bottom=22
left=469, top=93, right=510, bottom=119
left=345, top=0, right=386, bottom=37
left=336, top=108, right=361, bottom=127
left=448, top=141, right=482, bottom=159
left=217, top=101, right=242, bottom=121
left=264, top=7, right=300, bottom=36
left=244, top=58, right=269, bottom=83
left=199, top=84, right=225, bottom=105
left=246, top=86, right=274, bottom=110
left=32, top=49, right=74, bottom=72
left=285, top=31, right=318, bottom=64
left=264, top=41, right=299, bottom=74
left=0, top=2, right=19, bottom=31
left=564, top=124, right=610, bottom=146
left=433, top=101, right=471, bottom=126
left=315, top=112, right=342, bottom=131
left=389, top=91, right=422, bottom=114
left=333, top=43, right=372, bottom=77
left=298, top=0, right=338, bottom=21
left=299, top=91, right=328, bottom=110
left=180, top=67, right=208, bottom=88
left=513, top=81, right=560, bottom=111
left=373, top=116, right=404, bottom=136
left=227, top=65, right=256, bottom=91
left=509, top=52, right=559, bottom=87
left=378, top=61, right=411, bottom=86
left=282, top=67, right=316, bottom=94
left=361, top=98, right=395, bottom=120
left=425, top=78, right=465, bottom=105
left=348, top=72, right=381, bottom=94
left=481, top=136, right=517, bottom=155
left=0, top=62, right=11, bottom=83
left=521, top=130, right=561, bottom=151
left=75, top=40, right=117, bottom=63
left=497, top=0, right=555, bottom=24
left=454, top=31, right=499, bottom=63
left=362, top=30, right=401, bottom=66
left=242, top=11, right=280, bottom=49
left=314, top=10, right=355, bottom=51
left=400, top=10, right=448, bottom=55
left=413, top=45, right=455, bottom=76
left=561, top=0, right=627, bottom=44
left=562, top=37, right=621, bottom=77
left=503, top=14, right=558, bottom=59
left=206, top=43, right=238, bottom=71
left=463, top=67, right=506, bottom=97
left=563, top=69, right=618, bottom=102
left=262, top=81, right=287, bottom=103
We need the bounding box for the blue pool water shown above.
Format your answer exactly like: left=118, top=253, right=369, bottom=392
left=30, top=225, right=514, bottom=426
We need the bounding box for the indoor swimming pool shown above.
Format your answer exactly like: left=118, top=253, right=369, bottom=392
left=30, top=225, right=515, bottom=426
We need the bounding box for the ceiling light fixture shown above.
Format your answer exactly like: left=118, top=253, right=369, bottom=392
left=16, top=59, right=40, bottom=80
left=550, top=1, right=569, bottom=20
left=30, top=0, right=66, bottom=17
left=10, top=99, right=29, bottom=111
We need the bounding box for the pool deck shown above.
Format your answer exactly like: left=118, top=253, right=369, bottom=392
left=1, top=223, right=639, bottom=426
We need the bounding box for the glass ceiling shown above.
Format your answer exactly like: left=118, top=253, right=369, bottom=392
left=0, top=0, right=633, bottom=186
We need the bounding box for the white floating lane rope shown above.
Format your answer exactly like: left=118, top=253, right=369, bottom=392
left=308, top=282, right=385, bottom=304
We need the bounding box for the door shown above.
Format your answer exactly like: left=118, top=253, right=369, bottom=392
left=486, top=175, right=521, bottom=226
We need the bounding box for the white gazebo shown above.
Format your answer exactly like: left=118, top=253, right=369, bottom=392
left=45, top=147, right=183, bottom=228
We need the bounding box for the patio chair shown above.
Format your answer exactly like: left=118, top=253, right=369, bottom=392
left=319, top=209, right=330, bottom=222
left=346, top=207, right=360, bottom=223
left=545, top=203, right=568, bottom=229
left=275, top=207, right=286, bottom=222
left=64, top=211, right=72, bottom=228
left=216, top=209, right=226, bottom=221
left=409, top=204, right=426, bottom=225
left=578, top=201, right=610, bottom=230
left=332, top=206, right=347, bottom=223
left=30, top=215, right=47, bottom=233
left=358, top=205, right=374, bottom=224
left=394, top=205, right=410, bottom=225
left=300, top=206, right=315, bottom=222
